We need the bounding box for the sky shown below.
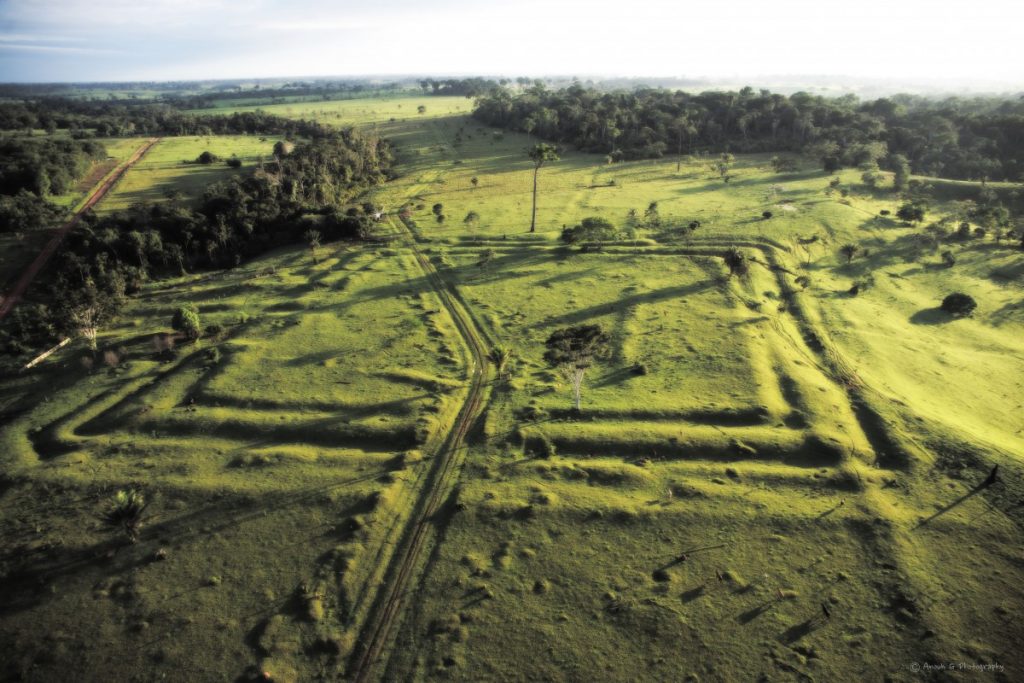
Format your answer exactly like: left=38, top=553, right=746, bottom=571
left=0, top=0, right=1022, bottom=85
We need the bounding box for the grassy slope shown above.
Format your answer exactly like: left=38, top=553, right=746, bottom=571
left=1, top=96, right=1022, bottom=681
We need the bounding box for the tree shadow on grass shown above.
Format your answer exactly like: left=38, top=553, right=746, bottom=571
left=909, top=307, right=950, bottom=325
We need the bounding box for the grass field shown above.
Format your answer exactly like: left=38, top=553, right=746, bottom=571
left=99, top=135, right=285, bottom=212
left=1, top=96, right=1023, bottom=681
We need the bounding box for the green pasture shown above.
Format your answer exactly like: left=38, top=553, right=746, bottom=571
left=99, top=135, right=284, bottom=212
left=1, top=97, right=1023, bottom=681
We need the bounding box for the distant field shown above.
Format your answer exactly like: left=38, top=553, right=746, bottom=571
left=187, top=95, right=473, bottom=126
left=1, top=96, right=1022, bottom=681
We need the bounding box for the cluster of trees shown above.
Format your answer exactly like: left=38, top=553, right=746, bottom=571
left=1, top=129, right=392, bottom=356
left=0, top=190, right=68, bottom=233
left=473, top=85, right=1024, bottom=180
left=0, top=136, right=107, bottom=196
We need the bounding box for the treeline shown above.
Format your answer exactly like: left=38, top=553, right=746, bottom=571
left=418, top=78, right=502, bottom=97
left=0, top=136, right=107, bottom=197
left=473, top=85, right=1024, bottom=181
left=173, top=81, right=404, bottom=110
left=0, top=129, right=393, bottom=356
left=0, top=100, right=335, bottom=138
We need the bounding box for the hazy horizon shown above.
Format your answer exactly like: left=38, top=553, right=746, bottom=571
left=1, top=0, right=1022, bottom=87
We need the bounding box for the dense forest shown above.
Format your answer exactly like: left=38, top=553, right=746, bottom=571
left=0, top=137, right=107, bottom=196
left=473, top=85, right=1024, bottom=181
left=0, top=127, right=392, bottom=356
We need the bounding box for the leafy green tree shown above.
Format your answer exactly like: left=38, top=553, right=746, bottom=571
left=0, top=190, right=67, bottom=234
left=889, top=154, right=911, bottom=192
left=643, top=201, right=661, bottom=228
left=527, top=143, right=560, bottom=232
left=464, top=211, right=480, bottom=229
left=172, top=304, right=202, bottom=340
left=723, top=248, right=748, bottom=277
left=561, top=216, right=617, bottom=244
left=896, top=202, right=926, bottom=224
left=543, top=325, right=610, bottom=411
left=941, top=292, right=977, bottom=317
left=477, top=248, right=495, bottom=270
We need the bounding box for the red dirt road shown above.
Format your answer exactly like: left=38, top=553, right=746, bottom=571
left=0, top=137, right=160, bottom=322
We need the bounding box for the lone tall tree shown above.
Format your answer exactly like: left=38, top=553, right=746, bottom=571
left=544, top=324, right=610, bottom=411
left=527, top=143, right=560, bottom=232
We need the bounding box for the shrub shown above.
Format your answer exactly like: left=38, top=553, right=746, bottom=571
left=171, top=304, right=202, bottom=340
left=940, top=292, right=977, bottom=317
left=225, top=157, right=242, bottom=168
left=941, top=250, right=956, bottom=267
left=723, top=248, right=748, bottom=277
left=102, top=489, right=148, bottom=543
left=762, top=210, right=773, bottom=220
left=879, top=209, right=891, bottom=216
left=195, top=151, right=219, bottom=164
left=205, top=322, right=225, bottom=339
left=526, top=432, right=556, bottom=459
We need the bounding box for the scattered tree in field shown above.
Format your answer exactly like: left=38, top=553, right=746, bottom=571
left=543, top=324, right=610, bottom=411
left=172, top=304, right=202, bottom=340
left=889, top=153, right=911, bottom=192
left=771, top=155, right=799, bottom=173
left=860, top=162, right=882, bottom=188
left=527, top=143, right=560, bottom=232
left=839, top=243, right=860, bottom=263
left=561, top=216, right=617, bottom=244
left=896, top=201, right=926, bottom=224
left=226, top=156, right=242, bottom=168
left=488, top=345, right=514, bottom=380
left=464, top=211, right=480, bottom=230
left=715, top=153, right=734, bottom=183
left=417, top=105, right=426, bottom=114
left=471, top=176, right=479, bottom=189
left=195, top=151, right=219, bottom=164
left=723, top=248, right=748, bottom=277
left=305, top=229, right=322, bottom=263
left=102, top=489, right=148, bottom=544
left=762, top=210, right=773, bottom=220
left=794, top=275, right=811, bottom=290
left=941, top=250, right=956, bottom=267
left=643, top=201, right=661, bottom=228
left=941, top=292, right=977, bottom=317
left=477, top=248, right=496, bottom=271
left=432, top=203, right=444, bottom=217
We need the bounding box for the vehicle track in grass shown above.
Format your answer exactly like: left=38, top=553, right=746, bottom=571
left=0, top=137, right=160, bottom=321
left=347, top=214, right=492, bottom=682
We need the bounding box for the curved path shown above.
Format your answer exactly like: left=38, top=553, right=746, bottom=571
left=347, top=217, right=491, bottom=682
left=0, top=137, right=159, bottom=321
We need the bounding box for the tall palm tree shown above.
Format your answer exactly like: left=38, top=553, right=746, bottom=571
left=527, top=143, right=560, bottom=233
